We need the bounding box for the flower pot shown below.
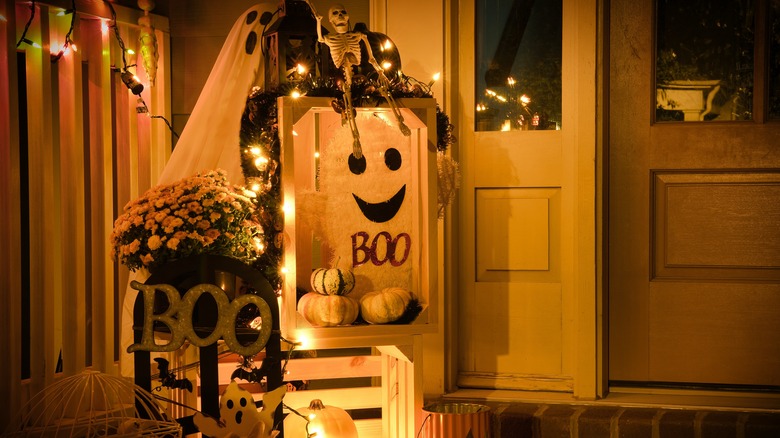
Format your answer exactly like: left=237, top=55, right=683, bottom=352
left=420, top=402, right=491, bottom=438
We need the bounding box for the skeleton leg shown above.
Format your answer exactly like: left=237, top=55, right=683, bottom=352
left=341, top=66, right=362, bottom=158
left=377, top=74, right=411, bottom=136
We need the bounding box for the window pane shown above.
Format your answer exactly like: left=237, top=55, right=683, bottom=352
left=655, top=0, right=754, bottom=122
left=475, top=0, right=562, bottom=131
left=770, top=0, right=780, bottom=120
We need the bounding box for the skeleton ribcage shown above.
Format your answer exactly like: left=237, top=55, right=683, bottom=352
left=329, top=34, right=364, bottom=68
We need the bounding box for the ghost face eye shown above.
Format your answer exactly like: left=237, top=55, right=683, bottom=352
left=240, top=397, right=247, bottom=407
left=349, top=153, right=366, bottom=175
left=227, top=400, right=234, bottom=409
left=384, top=148, right=401, bottom=171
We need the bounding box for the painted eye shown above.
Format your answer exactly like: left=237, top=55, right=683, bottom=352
left=240, top=397, right=247, bottom=407
left=349, top=154, right=366, bottom=175
left=246, top=31, right=257, bottom=55
left=227, top=400, right=234, bottom=409
left=246, top=10, right=258, bottom=24
left=384, top=148, right=401, bottom=171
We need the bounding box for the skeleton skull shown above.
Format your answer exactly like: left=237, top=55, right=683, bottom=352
left=329, top=4, right=349, bottom=33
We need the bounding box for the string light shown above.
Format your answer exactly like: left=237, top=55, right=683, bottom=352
left=51, top=0, right=77, bottom=63
left=428, top=71, right=441, bottom=87
left=121, top=71, right=144, bottom=95
left=16, top=1, right=38, bottom=48
left=105, top=1, right=178, bottom=139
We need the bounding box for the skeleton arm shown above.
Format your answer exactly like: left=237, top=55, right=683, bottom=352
left=304, top=0, right=326, bottom=43
left=315, top=15, right=325, bottom=43
left=361, top=33, right=389, bottom=85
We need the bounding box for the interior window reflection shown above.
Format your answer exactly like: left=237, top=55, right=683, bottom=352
left=655, top=0, right=754, bottom=122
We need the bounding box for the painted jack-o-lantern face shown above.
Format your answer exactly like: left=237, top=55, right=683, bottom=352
left=315, top=114, right=414, bottom=293
left=348, top=147, right=405, bottom=223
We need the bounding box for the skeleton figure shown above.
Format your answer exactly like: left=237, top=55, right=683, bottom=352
left=309, top=3, right=411, bottom=160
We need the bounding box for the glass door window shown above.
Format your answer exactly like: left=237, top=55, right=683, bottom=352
left=475, top=0, right=562, bottom=131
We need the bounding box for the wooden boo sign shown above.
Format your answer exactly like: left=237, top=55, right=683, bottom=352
left=127, top=280, right=273, bottom=357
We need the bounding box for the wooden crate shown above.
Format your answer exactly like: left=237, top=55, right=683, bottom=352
left=276, top=96, right=439, bottom=436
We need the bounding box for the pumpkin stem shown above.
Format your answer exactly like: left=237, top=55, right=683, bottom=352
left=309, top=399, right=325, bottom=410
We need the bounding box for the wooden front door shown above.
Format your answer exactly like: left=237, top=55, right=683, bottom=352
left=609, top=0, right=780, bottom=387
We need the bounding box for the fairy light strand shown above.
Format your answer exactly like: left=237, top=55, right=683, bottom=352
left=51, top=0, right=77, bottom=63
left=16, top=1, right=37, bottom=48
left=104, top=1, right=178, bottom=139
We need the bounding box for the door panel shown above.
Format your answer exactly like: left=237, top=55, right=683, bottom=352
left=457, top=0, right=597, bottom=394
left=609, top=0, right=780, bottom=387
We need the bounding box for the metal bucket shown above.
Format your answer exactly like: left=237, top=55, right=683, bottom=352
left=420, top=402, right=492, bottom=438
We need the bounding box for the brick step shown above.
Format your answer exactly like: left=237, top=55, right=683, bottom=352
left=430, top=401, right=780, bottom=437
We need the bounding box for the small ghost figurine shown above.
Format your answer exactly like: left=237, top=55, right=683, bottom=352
left=194, top=381, right=287, bottom=438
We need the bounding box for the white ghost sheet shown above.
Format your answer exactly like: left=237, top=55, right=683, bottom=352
left=121, top=3, right=275, bottom=377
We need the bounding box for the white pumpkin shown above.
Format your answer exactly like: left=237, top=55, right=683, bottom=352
left=359, top=287, right=413, bottom=324
left=283, top=399, right=358, bottom=438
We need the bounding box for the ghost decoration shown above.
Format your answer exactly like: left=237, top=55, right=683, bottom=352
left=193, top=381, right=286, bottom=438
left=303, top=114, right=414, bottom=300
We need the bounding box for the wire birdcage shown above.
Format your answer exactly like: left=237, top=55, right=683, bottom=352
left=5, top=370, right=181, bottom=437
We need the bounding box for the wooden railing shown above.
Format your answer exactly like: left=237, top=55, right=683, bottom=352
left=0, top=0, right=171, bottom=429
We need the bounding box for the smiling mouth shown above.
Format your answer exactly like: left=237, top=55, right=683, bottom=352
left=353, top=185, right=406, bottom=223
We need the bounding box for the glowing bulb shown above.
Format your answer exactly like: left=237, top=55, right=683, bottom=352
left=292, top=130, right=298, bottom=136
left=485, top=89, right=496, bottom=97
left=250, top=146, right=261, bottom=156
left=432, top=72, right=441, bottom=82
left=382, top=61, right=392, bottom=70
left=296, top=334, right=310, bottom=349
left=296, top=63, right=306, bottom=75
left=291, top=89, right=301, bottom=98
left=501, top=120, right=511, bottom=131
left=507, top=76, right=516, bottom=86
left=383, top=39, right=393, bottom=50
left=308, top=413, right=317, bottom=420
left=314, top=151, right=320, bottom=159
left=126, top=48, right=136, bottom=55
left=281, top=266, right=289, bottom=275
left=496, top=95, right=507, bottom=103
left=282, top=202, right=292, bottom=214
left=520, top=94, right=531, bottom=105
left=254, top=156, right=269, bottom=169
left=251, top=183, right=261, bottom=192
